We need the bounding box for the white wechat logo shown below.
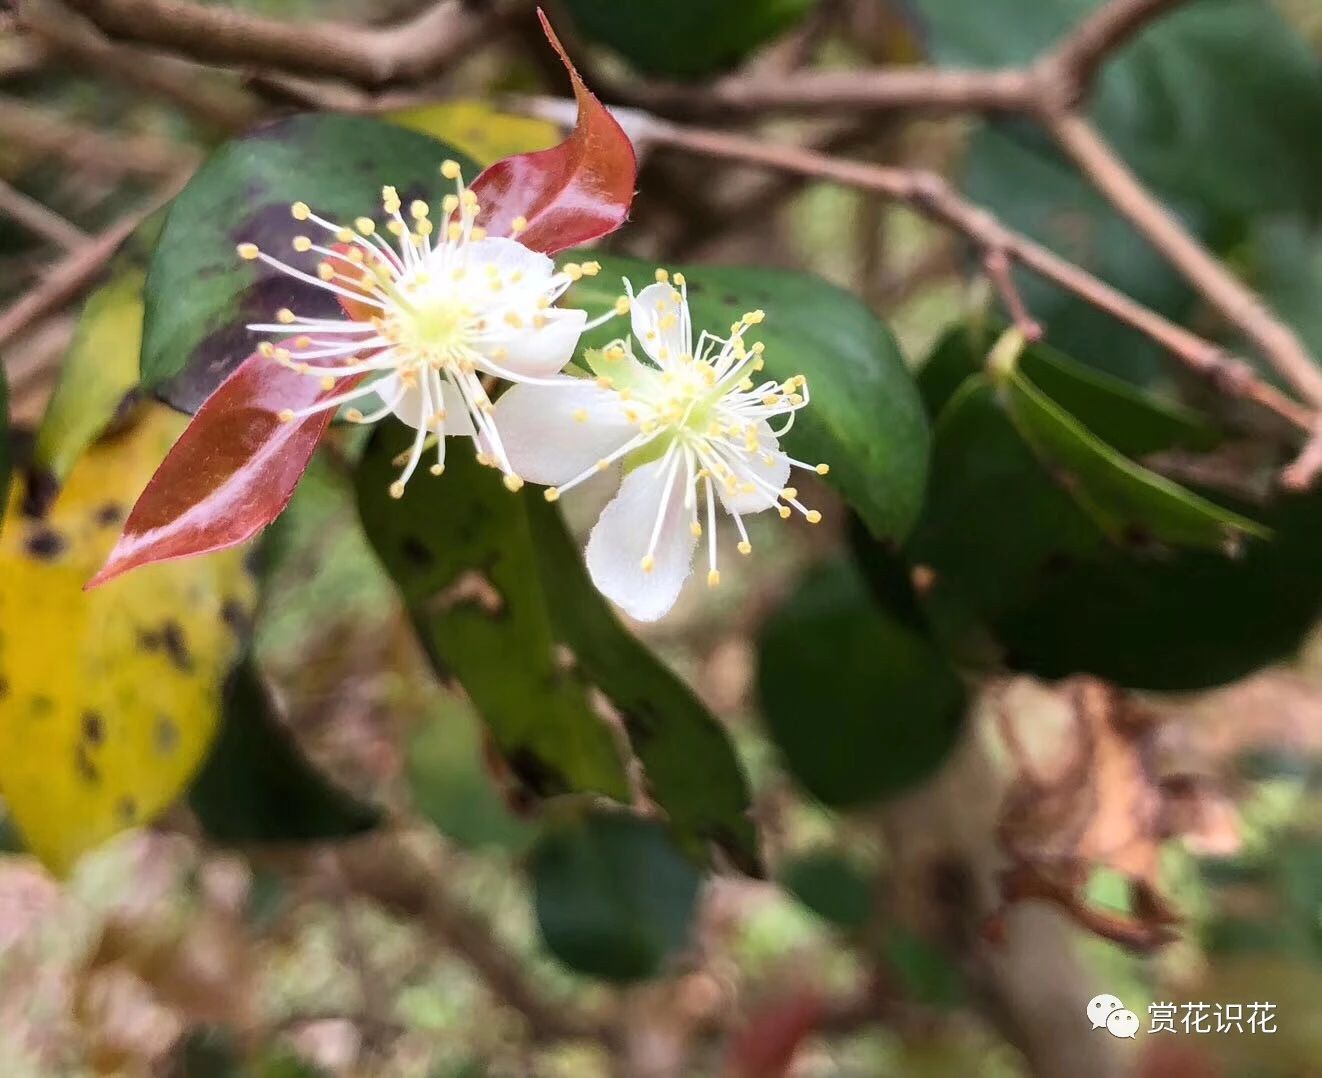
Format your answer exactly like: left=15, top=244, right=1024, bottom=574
left=1087, top=994, right=1125, bottom=1030
left=1106, top=1009, right=1140, bottom=1039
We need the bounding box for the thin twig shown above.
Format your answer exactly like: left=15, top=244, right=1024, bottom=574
left=61, top=0, right=523, bottom=87
left=0, top=96, right=195, bottom=178
left=983, top=249, right=1043, bottom=342
left=0, top=179, right=90, bottom=251
left=1039, top=0, right=1194, bottom=102
left=1041, top=109, right=1322, bottom=410
left=515, top=97, right=1311, bottom=436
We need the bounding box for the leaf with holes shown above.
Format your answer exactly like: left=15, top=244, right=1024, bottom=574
left=567, top=255, right=929, bottom=542
left=532, top=808, right=701, bottom=981
left=758, top=559, right=966, bottom=808
left=357, top=425, right=629, bottom=802
left=0, top=406, right=257, bottom=874
left=526, top=496, right=759, bottom=873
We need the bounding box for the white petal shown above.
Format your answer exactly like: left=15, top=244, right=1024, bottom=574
left=493, top=379, right=637, bottom=485
left=455, top=235, right=555, bottom=282
left=382, top=373, right=475, bottom=436
left=586, top=457, right=697, bottom=622
left=630, top=281, right=690, bottom=367
left=477, top=306, right=587, bottom=379
left=716, top=419, right=791, bottom=515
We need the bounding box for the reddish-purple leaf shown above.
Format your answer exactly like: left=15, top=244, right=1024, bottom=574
left=472, top=10, right=637, bottom=255
left=88, top=353, right=361, bottom=588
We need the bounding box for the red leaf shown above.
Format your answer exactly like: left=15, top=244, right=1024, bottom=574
left=472, top=10, right=637, bottom=255
left=87, top=353, right=360, bottom=588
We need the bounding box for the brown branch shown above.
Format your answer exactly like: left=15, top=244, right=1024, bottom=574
left=334, top=837, right=609, bottom=1045
left=59, top=0, right=522, bottom=88
left=16, top=0, right=259, bottom=133
left=0, top=173, right=186, bottom=348
left=1041, top=110, right=1322, bottom=410
left=0, top=96, right=195, bottom=178
left=0, top=179, right=90, bottom=251
left=529, top=102, right=1310, bottom=434
left=1040, top=0, right=1193, bottom=102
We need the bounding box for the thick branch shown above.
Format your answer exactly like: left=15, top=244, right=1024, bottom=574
left=1042, top=110, right=1322, bottom=409
left=59, top=0, right=516, bottom=87
left=0, top=179, right=90, bottom=250
left=0, top=96, right=194, bottom=177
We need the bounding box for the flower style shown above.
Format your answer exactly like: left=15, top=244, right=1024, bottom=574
left=237, top=160, right=613, bottom=497
left=494, top=271, right=828, bottom=621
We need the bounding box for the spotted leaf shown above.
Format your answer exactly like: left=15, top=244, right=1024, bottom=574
left=0, top=406, right=257, bottom=873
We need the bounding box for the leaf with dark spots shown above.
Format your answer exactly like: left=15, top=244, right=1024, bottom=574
left=88, top=352, right=360, bottom=587
left=357, top=426, right=629, bottom=804
left=471, top=12, right=637, bottom=255
left=527, top=497, right=760, bottom=873
left=141, top=114, right=481, bottom=406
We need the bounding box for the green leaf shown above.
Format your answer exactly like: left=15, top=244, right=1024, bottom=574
left=142, top=115, right=479, bottom=411
left=919, top=0, right=1322, bottom=218
left=568, top=255, right=930, bottom=543
left=918, top=323, right=1221, bottom=454
left=883, top=926, right=967, bottom=1008
left=525, top=496, right=760, bottom=873
left=32, top=267, right=146, bottom=489
left=356, top=426, right=629, bottom=802
left=189, top=661, right=380, bottom=844
left=531, top=808, right=701, bottom=982
left=780, top=850, right=874, bottom=930
left=405, top=700, right=537, bottom=853
left=563, top=0, right=817, bottom=79
left=994, top=364, right=1265, bottom=550
left=757, top=558, right=966, bottom=807
left=908, top=373, right=1322, bottom=690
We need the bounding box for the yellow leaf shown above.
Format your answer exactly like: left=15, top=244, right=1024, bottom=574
left=0, top=406, right=257, bottom=874
left=387, top=100, right=559, bottom=167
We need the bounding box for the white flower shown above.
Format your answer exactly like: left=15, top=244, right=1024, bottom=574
left=236, top=159, right=613, bottom=497
left=494, top=270, right=828, bottom=621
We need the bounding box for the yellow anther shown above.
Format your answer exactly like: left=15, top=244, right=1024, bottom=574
left=290, top=201, right=310, bottom=220
left=782, top=487, right=798, bottom=499
left=581, top=261, right=601, bottom=276
left=654, top=268, right=670, bottom=283
left=762, top=394, right=781, bottom=407
left=347, top=248, right=364, bottom=264
left=276, top=308, right=295, bottom=324
left=563, top=263, right=584, bottom=281
left=416, top=220, right=434, bottom=237
left=641, top=555, right=657, bottom=573
left=605, top=345, right=626, bottom=361
left=345, top=408, right=365, bottom=423
left=596, top=458, right=611, bottom=471
left=504, top=312, right=524, bottom=329
left=673, top=272, right=686, bottom=286
left=573, top=409, right=589, bottom=423
left=470, top=226, right=487, bottom=242
left=816, top=463, right=830, bottom=475
left=460, top=189, right=478, bottom=206
left=737, top=541, right=752, bottom=556
left=596, top=376, right=614, bottom=389
left=707, top=569, right=721, bottom=588
left=236, top=242, right=259, bottom=260
left=320, top=376, right=335, bottom=391
left=382, top=184, right=400, bottom=206
left=354, top=216, right=376, bottom=235
left=806, top=510, right=823, bottom=524
left=778, top=505, right=792, bottom=519
left=744, top=309, right=766, bottom=325
left=334, top=227, right=353, bottom=243
left=387, top=220, right=406, bottom=236
left=614, top=296, right=631, bottom=315
left=389, top=481, right=406, bottom=499
left=448, top=222, right=463, bottom=242
left=292, top=235, right=312, bottom=252
left=544, top=487, right=561, bottom=502
left=277, top=408, right=294, bottom=423
left=441, top=159, right=462, bottom=180
left=258, top=342, right=275, bottom=358
left=441, top=194, right=459, bottom=215
left=317, top=262, right=335, bottom=281
left=690, top=521, right=703, bottom=538
left=503, top=475, right=524, bottom=492
left=511, top=215, right=529, bottom=234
